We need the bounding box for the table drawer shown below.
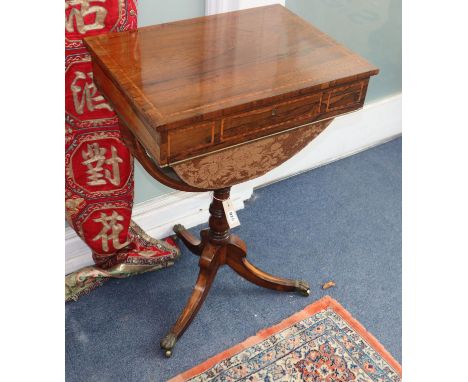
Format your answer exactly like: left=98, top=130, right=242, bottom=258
left=168, top=121, right=214, bottom=159
left=325, top=81, right=365, bottom=112
left=222, top=93, right=322, bottom=140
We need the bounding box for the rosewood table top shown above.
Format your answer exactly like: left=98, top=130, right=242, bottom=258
left=84, top=5, right=378, bottom=169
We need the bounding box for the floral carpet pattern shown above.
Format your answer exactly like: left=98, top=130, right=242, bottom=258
left=170, top=296, right=401, bottom=382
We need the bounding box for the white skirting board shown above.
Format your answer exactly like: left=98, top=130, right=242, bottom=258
left=65, top=94, right=401, bottom=274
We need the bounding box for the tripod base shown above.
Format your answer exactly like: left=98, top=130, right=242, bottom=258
left=160, top=189, right=310, bottom=357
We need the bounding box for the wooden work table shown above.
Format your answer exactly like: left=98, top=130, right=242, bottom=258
left=85, top=5, right=378, bottom=357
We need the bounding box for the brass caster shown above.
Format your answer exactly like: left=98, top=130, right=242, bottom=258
left=160, top=332, right=177, bottom=358
left=295, top=280, right=310, bottom=297
left=173, top=224, right=186, bottom=234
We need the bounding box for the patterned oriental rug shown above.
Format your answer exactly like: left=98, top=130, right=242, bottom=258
left=65, top=0, right=179, bottom=300
left=170, top=296, right=401, bottom=382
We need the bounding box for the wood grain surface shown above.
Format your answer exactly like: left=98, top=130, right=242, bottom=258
left=84, top=5, right=378, bottom=166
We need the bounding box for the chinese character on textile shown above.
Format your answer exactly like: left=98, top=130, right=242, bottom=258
left=65, top=0, right=180, bottom=301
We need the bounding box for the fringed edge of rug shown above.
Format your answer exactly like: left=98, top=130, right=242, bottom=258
left=169, top=295, right=401, bottom=382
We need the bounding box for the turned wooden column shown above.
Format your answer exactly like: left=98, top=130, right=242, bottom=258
left=208, top=188, right=231, bottom=243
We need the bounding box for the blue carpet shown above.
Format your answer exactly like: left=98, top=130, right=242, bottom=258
left=66, top=137, right=401, bottom=382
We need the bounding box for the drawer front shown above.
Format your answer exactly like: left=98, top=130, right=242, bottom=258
left=222, top=93, right=322, bottom=141
left=168, top=121, right=214, bottom=160
left=163, top=79, right=370, bottom=164
left=325, top=81, right=365, bottom=112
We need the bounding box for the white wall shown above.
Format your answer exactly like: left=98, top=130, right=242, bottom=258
left=205, top=0, right=284, bottom=15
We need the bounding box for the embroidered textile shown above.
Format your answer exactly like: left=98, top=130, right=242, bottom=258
left=65, top=0, right=179, bottom=299
left=173, top=121, right=332, bottom=189
left=65, top=221, right=179, bottom=301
